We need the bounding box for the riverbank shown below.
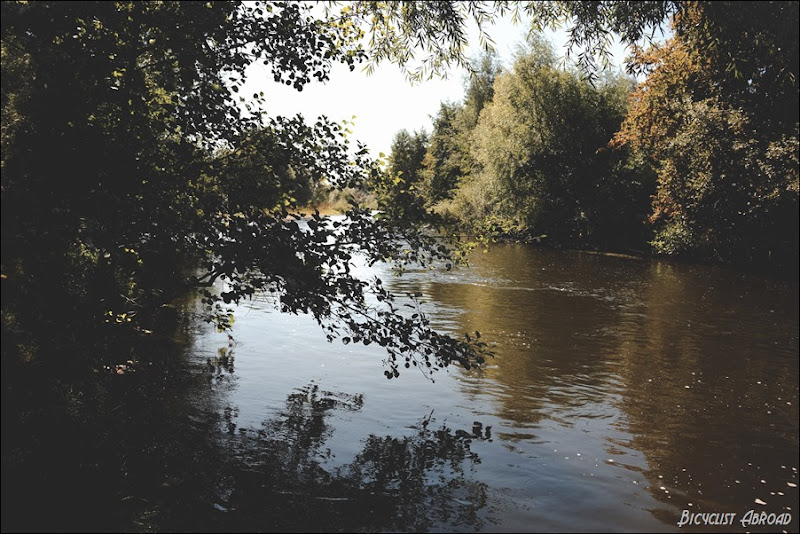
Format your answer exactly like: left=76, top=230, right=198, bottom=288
left=483, top=228, right=800, bottom=283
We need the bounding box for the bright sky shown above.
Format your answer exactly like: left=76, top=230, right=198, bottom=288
left=240, top=10, right=633, bottom=157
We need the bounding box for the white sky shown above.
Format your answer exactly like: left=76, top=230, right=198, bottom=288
left=239, top=10, right=633, bottom=157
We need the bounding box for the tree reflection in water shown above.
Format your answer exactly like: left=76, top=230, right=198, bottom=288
left=197, top=383, right=491, bottom=532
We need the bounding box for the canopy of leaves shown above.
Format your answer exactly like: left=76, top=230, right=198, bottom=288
left=414, top=52, right=501, bottom=206
left=464, top=36, right=651, bottom=247
left=1, top=1, right=491, bottom=381
left=335, top=1, right=680, bottom=82
left=420, top=102, right=463, bottom=203
left=615, top=1, right=799, bottom=269
left=369, top=129, right=430, bottom=220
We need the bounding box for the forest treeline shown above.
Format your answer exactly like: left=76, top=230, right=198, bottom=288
left=374, top=3, right=798, bottom=274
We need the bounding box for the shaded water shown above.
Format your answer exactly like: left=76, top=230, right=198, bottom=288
left=183, top=243, right=798, bottom=532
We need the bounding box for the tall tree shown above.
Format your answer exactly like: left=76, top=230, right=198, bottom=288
left=421, top=102, right=462, bottom=203
left=470, top=35, right=651, bottom=246
left=614, top=1, right=799, bottom=269
left=421, top=51, right=501, bottom=204
left=371, top=129, right=430, bottom=220
left=459, top=50, right=503, bottom=130
left=389, top=129, right=430, bottom=186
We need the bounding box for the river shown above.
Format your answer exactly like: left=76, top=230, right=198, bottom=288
left=164, top=239, right=798, bottom=532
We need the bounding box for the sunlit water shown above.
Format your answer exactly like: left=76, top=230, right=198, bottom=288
left=185, top=238, right=799, bottom=532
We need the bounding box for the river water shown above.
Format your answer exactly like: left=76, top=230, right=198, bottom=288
left=181, top=241, right=798, bottom=532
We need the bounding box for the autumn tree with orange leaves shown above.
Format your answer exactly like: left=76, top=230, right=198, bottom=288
left=614, top=1, right=798, bottom=270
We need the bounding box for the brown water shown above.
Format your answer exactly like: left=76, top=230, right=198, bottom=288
left=183, top=243, right=798, bottom=532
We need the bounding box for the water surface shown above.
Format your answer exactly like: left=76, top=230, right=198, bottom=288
left=187, top=242, right=799, bottom=532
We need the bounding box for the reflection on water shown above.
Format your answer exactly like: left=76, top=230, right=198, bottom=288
left=173, top=243, right=796, bottom=531
left=176, top=244, right=797, bottom=531
left=139, top=380, right=492, bottom=533
left=409, top=246, right=799, bottom=530
left=194, top=384, right=492, bottom=533
left=5, top=243, right=796, bottom=532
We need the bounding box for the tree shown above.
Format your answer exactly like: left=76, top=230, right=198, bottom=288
left=389, top=129, right=429, bottom=187
left=421, top=51, right=501, bottom=205
left=421, top=102, right=462, bottom=203
left=1, top=1, right=490, bottom=382
left=458, top=50, right=502, bottom=131
left=468, top=35, right=651, bottom=246
left=369, top=128, right=430, bottom=221
left=614, top=1, right=799, bottom=269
